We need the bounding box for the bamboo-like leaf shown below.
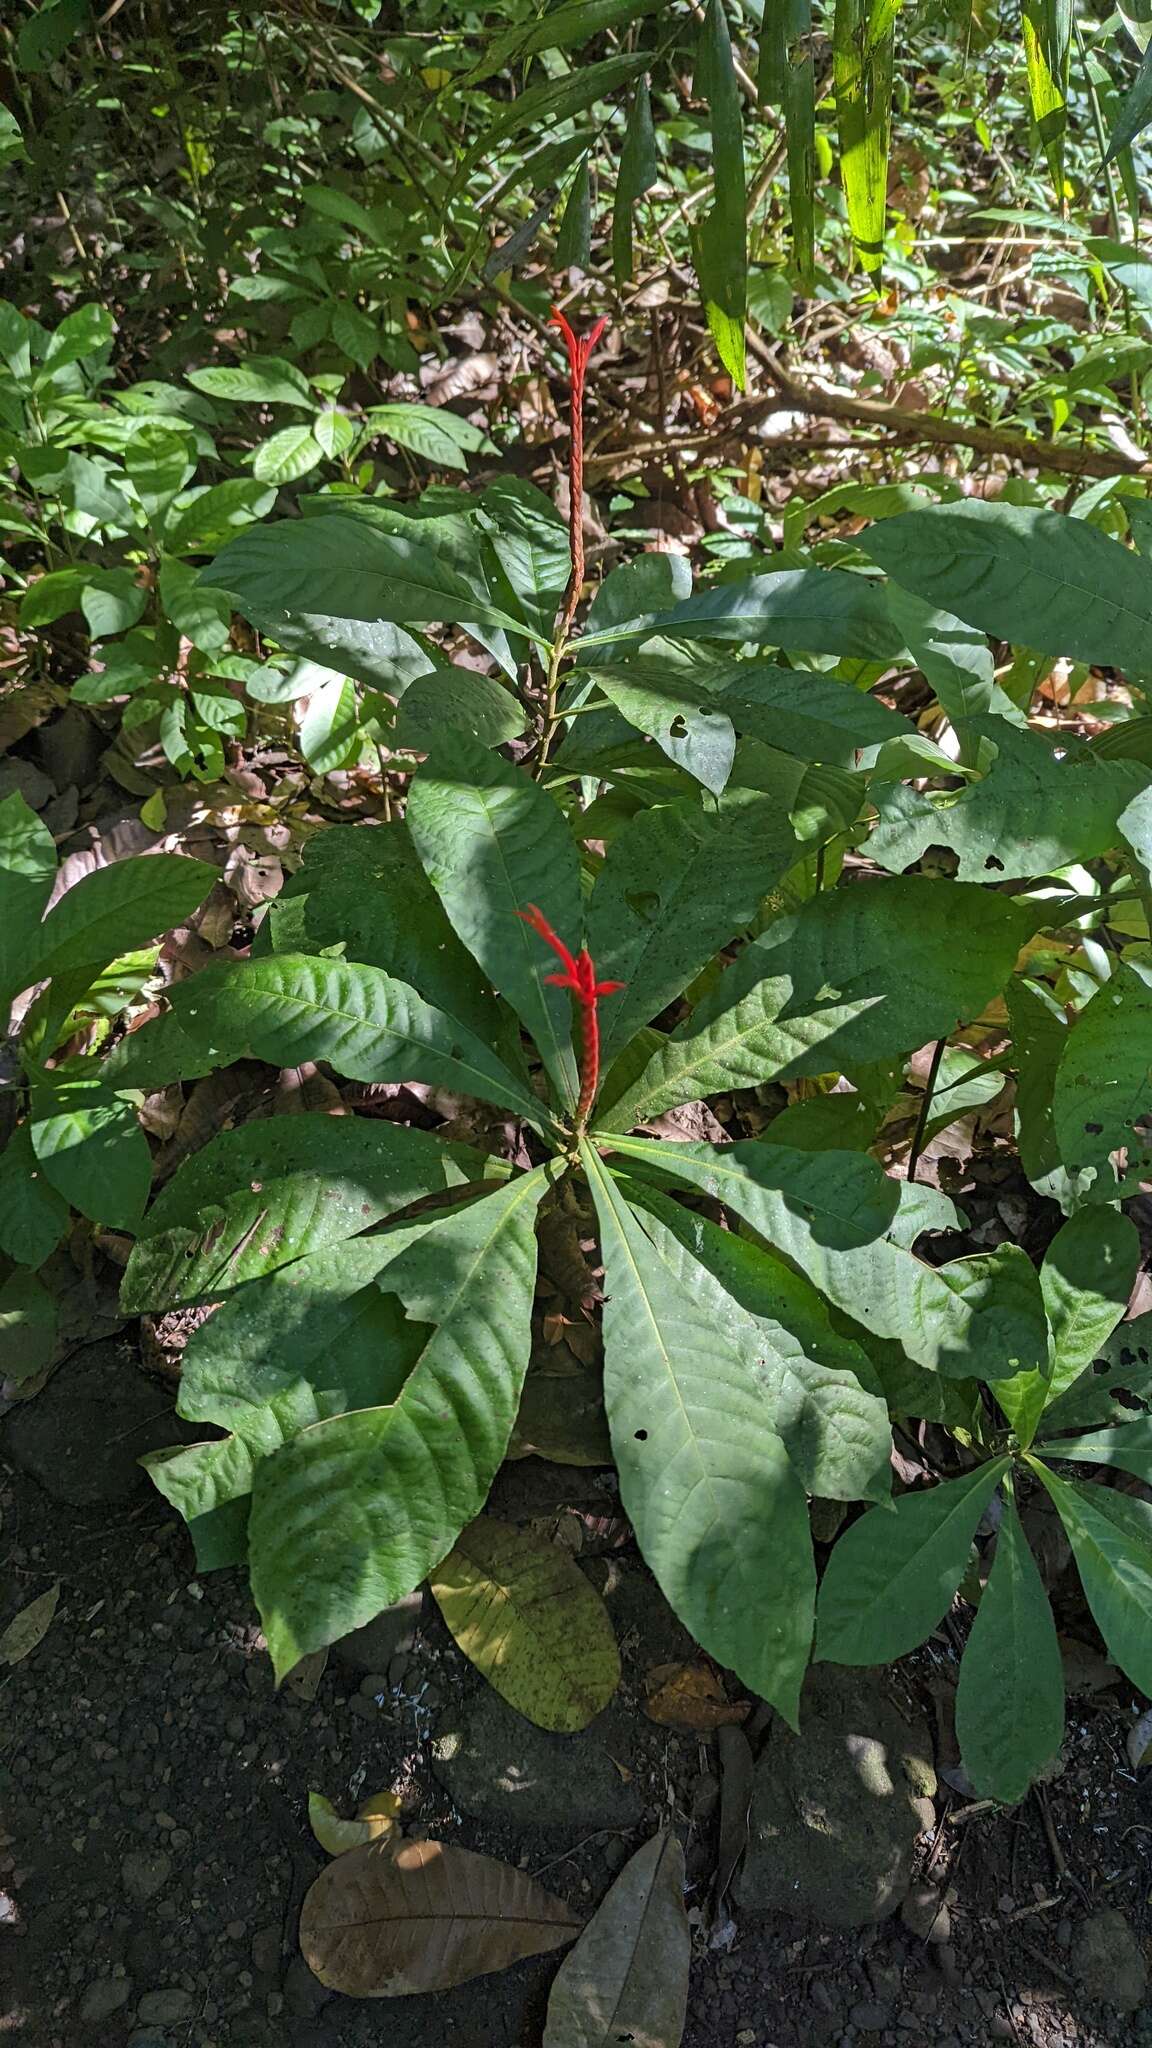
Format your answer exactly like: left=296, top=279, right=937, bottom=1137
left=833, top=0, right=894, bottom=275
left=1023, top=0, right=1071, bottom=195
left=1105, top=38, right=1152, bottom=163
left=557, top=154, right=592, bottom=271
left=612, top=83, right=658, bottom=285
left=300, top=1837, right=581, bottom=1995
left=582, top=1145, right=815, bottom=1727
left=694, top=0, right=747, bottom=388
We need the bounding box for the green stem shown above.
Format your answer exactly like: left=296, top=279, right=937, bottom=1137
left=907, top=1036, right=947, bottom=1185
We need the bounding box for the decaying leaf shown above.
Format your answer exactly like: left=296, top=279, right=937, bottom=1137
left=543, top=1829, right=689, bottom=2048
left=308, top=1788, right=401, bottom=1857
left=430, top=1515, right=620, bottom=1732
left=643, top=1662, right=750, bottom=1732
left=299, top=1836, right=582, bottom=1995
left=0, top=1583, right=60, bottom=1666
left=283, top=1646, right=328, bottom=1702
left=711, top=1723, right=754, bottom=1921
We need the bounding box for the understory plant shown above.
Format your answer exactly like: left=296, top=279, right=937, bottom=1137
left=7, top=311, right=1152, bottom=1809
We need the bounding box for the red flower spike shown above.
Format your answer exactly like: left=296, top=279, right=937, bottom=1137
left=518, top=904, right=623, bottom=1129
left=548, top=306, right=607, bottom=639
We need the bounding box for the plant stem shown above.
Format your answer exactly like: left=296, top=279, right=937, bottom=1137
left=535, top=633, right=568, bottom=775
left=907, top=1036, right=947, bottom=1185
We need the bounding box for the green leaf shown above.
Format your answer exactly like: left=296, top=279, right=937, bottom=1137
left=1031, top=1461, right=1152, bottom=1695
left=297, top=672, right=360, bottom=774
left=80, top=569, right=149, bottom=639
left=884, top=589, right=1024, bottom=764
left=121, top=1113, right=489, bottom=1311
left=366, top=404, right=487, bottom=471
left=176, top=1234, right=433, bottom=1449
left=187, top=356, right=315, bottom=407
left=1052, top=965, right=1152, bottom=1187
left=457, top=54, right=647, bottom=181
left=41, top=302, right=112, bottom=370
left=612, top=84, right=658, bottom=284
left=408, top=734, right=581, bottom=1109
left=587, top=797, right=799, bottom=1067
left=313, top=410, right=355, bottom=461
left=159, top=556, right=233, bottom=654
left=582, top=1145, right=815, bottom=1727
left=579, top=569, right=902, bottom=659
left=29, top=1076, right=151, bottom=1231
left=0, top=792, right=57, bottom=1007
left=623, top=1182, right=892, bottom=1503
left=431, top=1516, right=620, bottom=1733
left=816, top=1459, right=1009, bottom=1663
left=17, top=0, right=90, bottom=75
left=834, top=0, right=894, bottom=275
left=1022, top=0, right=1070, bottom=194
left=865, top=503, right=1152, bottom=674
left=866, top=721, right=1147, bottom=883
left=252, top=425, right=324, bottom=485
left=1007, top=977, right=1085, bottom=1209
left=391, top=667, right=526, bottom=750
left=954, top=1493, right=1064, bottom=1803
left=603, top=878, right=1028, bottom=1133
left=608, top=1135, right=1047, bottom=1379
left=695, top=0, right=747, bottom=388
left=0, top=1123, right=70, bottom=1267
left=0, top=1266, right=58, bottom=1385
left=479, top=478, right=570, bottom=644
left=164, top=480, right=278, bottom=555
left=471, top=0, right=666, bottom=78
left=202, top=514, right=540, bottom=647
left=171, top=955, right=549, bottom=1129
left=1036, top=1307, right=1152, bottom=1436
left=19, top=568, right=89, bottom=628
left=266, top=821, right=502, bottom=1043
left=1105, top=37, right=1152, bottom=162
left=719, top=662, right=913, bottom=764
left=575, top=663, right=736, bottom=796
left=1044, top=1419, right=1152, bottom=1484
left=248, top=1169, right=547, bottom=1679
left=996, top=1207, right=1139, bottom=1447
left=557, top=154, right=592, bottom=271
left=21, top=854, right=216, bottom=994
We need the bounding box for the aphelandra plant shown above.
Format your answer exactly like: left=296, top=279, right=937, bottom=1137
left=32, top=318, right=1152, bottom=1810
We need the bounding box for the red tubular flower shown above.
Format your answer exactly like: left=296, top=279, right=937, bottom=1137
left=549, top=306, right=607, bottom=639
left=518, top=903, right=623, bottom=1129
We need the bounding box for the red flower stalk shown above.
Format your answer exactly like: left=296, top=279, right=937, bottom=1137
left=518, top=903, right=623, bottom=1129
left=550, top=305, right=606, bottom=639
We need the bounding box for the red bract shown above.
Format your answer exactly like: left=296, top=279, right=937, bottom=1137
left=549, top=305, right=606, bottom=638
left=518, top=903, right=623, bottom=1130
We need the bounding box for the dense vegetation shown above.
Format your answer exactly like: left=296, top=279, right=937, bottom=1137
left=5, top=0, right=1152, bottom=2018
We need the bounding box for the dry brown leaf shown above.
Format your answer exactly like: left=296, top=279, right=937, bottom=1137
left=1, top=1584, right=60, bottom=1666
left=299, top=1837, right=582, bottom=1996
left=283, top=1647, right=328, bottom=1701
left=643, top=1663, right=750, bottom=1733
left=544, top=1830, right=689, bottom=2048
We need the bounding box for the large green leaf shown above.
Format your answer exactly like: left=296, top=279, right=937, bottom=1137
left=718, top=662, right=912, bottom=764
left=121, top=1114, right=488, bottom=1311
left=28, top=1075, right=151, bottom=1232
left=19, top=854, right=216, bottom=994
left=478, top=479, right=570, bottom=644
left=582, top=1145, right=815, bottom=1726
left=390, top=666, right=526, bottom=750
left=865, top=722, right=1148, bottom=882
left=887, top=589, right=1024, bottom=762
left=1006, top=977, right=1087, bottom=1210
left=575, top=663, right=736, bottom=797
left=1031, top=1461, right=1152, bottom=1695
left=1105, top=37, right=1152, bottom=161
left=266, top=822, right=502, bottom=1043
left=608, top=1136, right=1047, bottom=1379
left=623, top=1183, right=891, bottom=1503
left=407, top=734, right=581, bottom=1109
left=587, top=798, right=799, bottom=1067
left=612, top=79, right=658, bottom=286
left=170, top=956, right=548, bottom=1131
left=202, top=515, right=542, bottom=648
left=603, top=879, right=1028, bottom=1129
left=865, top=503, right=1152, bottom=673
left=0, top=1123, right=70, bottom=1268
left=0, top=792, right=57, bottom=1008
left=578, top=569, right=902, bottom=660
left=1045, top=1419, right=1152, bottom=1484
left=995, top=1207, right=1139, bottom=1447
left=954, top=1493, right=1063, bottom=1803
left=816, top=1459, right=1009, bottom=1663
left=1052, top=964, right=1152, bottom=1186
left=1036, top=1307, right=1152, bottom=1436
left=248, top=1169, right=547, bottom=1679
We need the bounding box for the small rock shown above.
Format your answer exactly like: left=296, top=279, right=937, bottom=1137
left=849, top=2001, right=892, bottom=2032
left=358, top=1672, right=390, bottom=1698
left=79, top=1977, right=132, bottom=2024
left=1072, top=1908, right=1148, bottom=2013
left=136, top=1987, right=196, bottom=2025
left=331, top=1591, right=422, bottom=1674
left=991, top=2017, right=1016, bottom=2041
left=251, top=1924, right=281, bottom=1979
left=431, top=1687, right=644, bottom=1830
left=603, top=1838, right=629, bottom=1874
left=121, top=1850, right=173, bottom=1904
left=738, top=1667, right=936, bottom=1928
left=901, top=1885, right=950, bottom=1944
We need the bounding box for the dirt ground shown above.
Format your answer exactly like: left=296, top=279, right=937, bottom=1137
left=4, top=1335, right=1152, bottom=2048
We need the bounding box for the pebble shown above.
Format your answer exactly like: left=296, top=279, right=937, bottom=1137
left=121, top=1850, right=173, bottom=1904
left=78, top=1977, right=132, bottom=2024
left=848, top=2000, right=892, bottom=2031
left=137, top=1987, right=196, bottom=2024
left=900, top=1884, right=950, bottom=1944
